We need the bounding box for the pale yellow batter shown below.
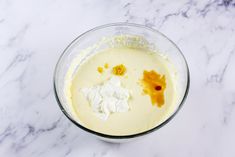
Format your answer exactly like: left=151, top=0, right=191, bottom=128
left=66, top=47, right=177, bottom=135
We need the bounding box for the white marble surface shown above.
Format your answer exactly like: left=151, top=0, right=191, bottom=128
left=1, top=0, right=235, bottom=156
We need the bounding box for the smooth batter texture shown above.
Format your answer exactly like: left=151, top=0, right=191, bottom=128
left=67, top=47, right=177, bottom=135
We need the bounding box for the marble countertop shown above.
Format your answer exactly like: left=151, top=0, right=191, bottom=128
left=1, top=0, right=235, bottom=156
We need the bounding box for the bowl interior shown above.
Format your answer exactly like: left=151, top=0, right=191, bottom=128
left=54, top=23, right=189, bottom=139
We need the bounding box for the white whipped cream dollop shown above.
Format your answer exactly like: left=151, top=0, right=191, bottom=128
left=81, top=77, right=130, bottom=120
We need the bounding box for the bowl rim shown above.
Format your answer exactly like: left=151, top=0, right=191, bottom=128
left=53, top=22, right=190, bottom=139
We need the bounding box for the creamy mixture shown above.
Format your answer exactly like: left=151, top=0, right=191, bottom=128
left=65, top=47, right=177, bottom=135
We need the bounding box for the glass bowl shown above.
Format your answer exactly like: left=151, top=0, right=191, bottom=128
left=53, top=23, right=190, bottom=143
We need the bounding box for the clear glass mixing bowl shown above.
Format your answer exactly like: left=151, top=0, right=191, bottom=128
left=53, top=23, right=190, bottom=142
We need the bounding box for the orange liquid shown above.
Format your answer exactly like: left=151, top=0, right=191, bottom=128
left=141, top=70, right=166, bottom=107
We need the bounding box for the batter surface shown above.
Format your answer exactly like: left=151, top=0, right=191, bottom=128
left=66, top=47, right=177, bottom=135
